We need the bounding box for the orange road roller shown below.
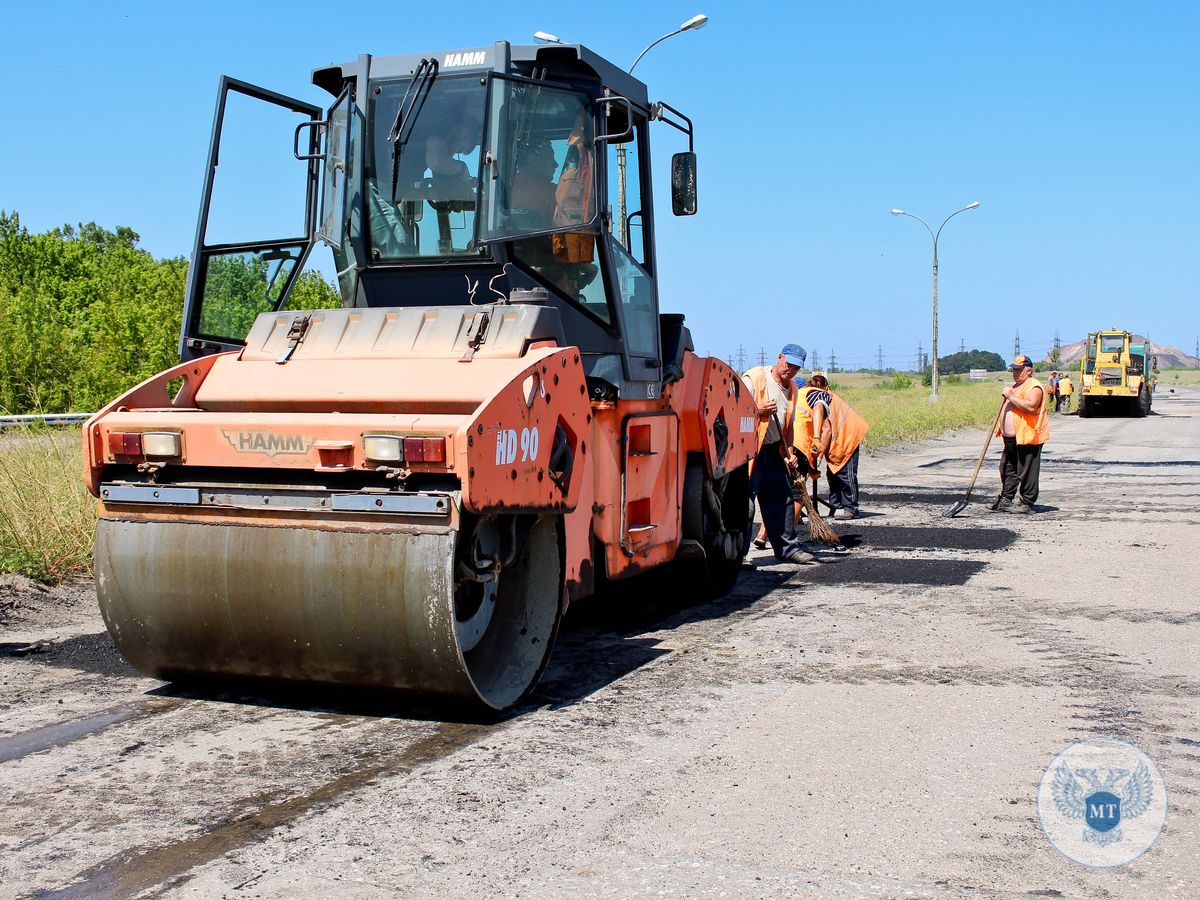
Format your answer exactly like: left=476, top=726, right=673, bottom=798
left=84, top=40, right=758, bottom=709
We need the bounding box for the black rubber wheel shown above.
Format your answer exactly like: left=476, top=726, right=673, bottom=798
left=1134, top=387, right=1150, bottom=417
left=677, top=458, right=753, bottom=598
left=1078, top=397, right=1091, bottom=418
left=453, top=514, right=563, bottom=710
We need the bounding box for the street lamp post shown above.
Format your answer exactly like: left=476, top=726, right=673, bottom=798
left=616, top=14, right=708, bottom=247
left=891, top=202, right=981, bottom=402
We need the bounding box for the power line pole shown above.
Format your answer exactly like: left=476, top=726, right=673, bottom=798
left=757, top=348, right=767, bottom=368
left=829, top=349, right=837, bottom=374
left=734, top=345, right=746, bottom=373
left=1049, top=331, right=1062, bottom=368
left=917, top=341, right=924, bottom=373
left=876, top=345, right=885, bottom=375
left=811, top=348, right=820, bottom=371
left=1014, top=330, right=1021, bottom=359
left=959, top=338, right=966, bottom=353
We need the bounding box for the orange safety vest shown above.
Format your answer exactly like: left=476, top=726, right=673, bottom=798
left=744, top=366, right=797, bottom=453
left=997, top=376, right=1049, bottom=446
left=1060, top=379, right=1074, bottom=396
left=551, top=111, right=596, bottom=264
left=795, top=387, right=869, bottom=474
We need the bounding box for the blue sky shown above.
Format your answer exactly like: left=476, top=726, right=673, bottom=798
left=2, top=1, right=1197, bottom=368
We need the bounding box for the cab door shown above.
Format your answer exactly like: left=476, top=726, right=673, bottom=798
left=181, top=78, right=323, bottom=360
left=602, top=111, right=662, bottom=397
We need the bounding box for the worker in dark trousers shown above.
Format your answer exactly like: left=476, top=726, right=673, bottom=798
left=991, top=354, right=1049, bottom=512
left=742, top=346, right=813, bottom=564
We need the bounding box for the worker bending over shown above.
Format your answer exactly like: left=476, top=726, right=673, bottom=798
left=796, top=373, right=869, bottom=520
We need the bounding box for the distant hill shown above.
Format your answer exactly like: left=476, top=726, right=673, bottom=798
left=1048, top=336, right=1199, bottom=369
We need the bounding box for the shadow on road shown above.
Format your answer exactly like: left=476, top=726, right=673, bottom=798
left=532, top=566, right=796, bottom=710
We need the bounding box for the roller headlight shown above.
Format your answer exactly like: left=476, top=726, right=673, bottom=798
left=141, top=432, right=182, bottom=458
left=362, top=435, right=404, bottom=463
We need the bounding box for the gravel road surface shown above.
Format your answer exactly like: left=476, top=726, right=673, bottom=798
left=2, top=388, right=1197, bottom=898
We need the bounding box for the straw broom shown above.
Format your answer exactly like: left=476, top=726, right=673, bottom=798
left=790, top=467, right=841, bottom=546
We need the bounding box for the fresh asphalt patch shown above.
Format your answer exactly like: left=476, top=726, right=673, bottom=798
left=858, top=488, right=968, bottom=506
left=794, top=556, right=987, bottom=587
left=835, top=523, right=1018, bottom=552
left=1, top=631, right=135, bottom=678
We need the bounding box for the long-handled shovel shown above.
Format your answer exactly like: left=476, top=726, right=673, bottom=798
left=944, top=400, right=1006, bottom=518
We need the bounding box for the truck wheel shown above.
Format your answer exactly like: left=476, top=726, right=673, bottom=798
left=1134, top=387, right=1150, bottom=417
left=1078, top=397, right=1091, bottom=418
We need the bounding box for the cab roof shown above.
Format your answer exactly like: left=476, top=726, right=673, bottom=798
left=312, top=41, right=649, bottom=107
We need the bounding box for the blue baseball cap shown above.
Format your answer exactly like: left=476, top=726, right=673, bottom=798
left=781, top=344, right=807, bottom=367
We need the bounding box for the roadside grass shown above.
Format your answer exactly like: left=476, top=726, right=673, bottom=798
left=834, top=376, right=1003, bottom=450
left=1157, top=367, right=1200, bottom=386
left=0, top=425, right=94, bottom=582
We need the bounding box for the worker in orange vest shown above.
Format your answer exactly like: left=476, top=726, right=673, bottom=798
left=796, top=373, right=870, bottom=520
left=990, top=354, right=1049, bottom=513
left=741, top=345, right=814, bottom=564
left=1058, top=373, right=1074, bottom=412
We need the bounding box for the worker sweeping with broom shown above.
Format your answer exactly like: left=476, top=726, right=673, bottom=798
left=742, top=346, right=817, bottom=565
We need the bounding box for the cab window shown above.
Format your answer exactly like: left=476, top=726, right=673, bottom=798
left=366, top=75, right=486, bottom=259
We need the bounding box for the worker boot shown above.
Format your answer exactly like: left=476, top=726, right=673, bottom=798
left=786, top=549, right=816, bottom=565
left=989, top=496, right=1013, bottom=512
left=1014, top=500, right=1035, bottom=514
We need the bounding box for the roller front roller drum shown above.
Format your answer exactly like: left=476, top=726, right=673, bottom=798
left=95, top=512, right=562, bottom=710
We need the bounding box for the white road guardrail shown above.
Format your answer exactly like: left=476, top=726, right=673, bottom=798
left=0, top=413, right=93, bottom=429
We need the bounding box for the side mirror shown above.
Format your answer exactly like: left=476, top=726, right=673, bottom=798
left=671, top=152, right=697, bottom=216
left=1152, top=355, right=1159, bottom=372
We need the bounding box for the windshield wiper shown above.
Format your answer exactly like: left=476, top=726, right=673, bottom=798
left=388, top=58, right=439, bottom=202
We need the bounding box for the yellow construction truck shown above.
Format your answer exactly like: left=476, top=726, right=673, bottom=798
left=1078, top=329, right=1156, bottom=417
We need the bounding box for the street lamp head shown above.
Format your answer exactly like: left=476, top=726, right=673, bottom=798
left=966, top=201, right=981, bottom=209
left=680, top=13, right=709, bottom=30
left=891, top=208, right=905, bottom=215
left=533, top=31, right=562, bottom=44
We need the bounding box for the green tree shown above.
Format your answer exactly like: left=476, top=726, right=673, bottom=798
left=936, top=349, right=1005, bottom=374
left=0, top=213, right=342, bottom=414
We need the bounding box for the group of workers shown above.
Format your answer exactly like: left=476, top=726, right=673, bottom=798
left=1045, top=370, right=1075, bottom=413
left=741, top=345, right=869, bottom=566
left=740, top=349, right=1056, bottom=560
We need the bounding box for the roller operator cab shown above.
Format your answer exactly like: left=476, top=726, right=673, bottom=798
left=84, top=42, right=758, bottom=710
left=181, top=42, right=699, bottom=396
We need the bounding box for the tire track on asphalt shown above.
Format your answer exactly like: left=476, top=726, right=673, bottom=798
left=28, top=572, right=803, bottom=897
left=0, top=698, right=183, bottom=765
